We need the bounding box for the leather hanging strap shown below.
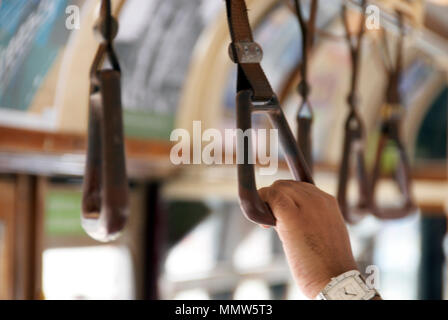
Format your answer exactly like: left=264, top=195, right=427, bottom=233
left=91, top=0, right=120, bottom=75
left=82, top=0, right=129, bottom=242
left=378, top=11, right=406, bottom=143
left=293, top=0, right=318, bottom=171
left=224, top=0, right=314, bottom=226
left=382, top=12, right=405, bottom=105
left=337, top=0, right=372, bottom=223
left=370, top=11, right=416, bottom=219
left=225, top=0, right=274, bottom=101
left=343, top=1, right=366, bottom=110
left=293, top=0, right=318, bottom=101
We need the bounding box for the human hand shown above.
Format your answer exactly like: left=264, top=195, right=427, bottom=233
left=259, top=180, right=358, bottom=299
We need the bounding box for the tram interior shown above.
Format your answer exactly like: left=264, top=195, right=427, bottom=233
left=0, top=0, right=447, bottom=300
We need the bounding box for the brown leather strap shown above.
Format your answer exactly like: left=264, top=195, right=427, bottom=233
left=382, top=12, right=405, bottom=104
left=91, top=0, right=120, bottom=74
left=370, top=128, right=416, bottom=219
left=293, top=0, right=318, bottom=172
left=337, top=122, right=372, bottom=223
left=342, top=0, right=366, bottom=109
left=297, top=117, right=312, bottom=169
left=294, top=0, right=318, bottom=101
left=225, top=0, right=274, bottom=101
left=337, top=0, right=373, bottom=223
left=225, top=0, right=314, bottom=226
left=370, top=11, right=416, bottom=219
left=82, top=0, right=129, bottom=242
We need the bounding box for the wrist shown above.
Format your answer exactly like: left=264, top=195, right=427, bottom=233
left=315, top=269, right=378, bottom=300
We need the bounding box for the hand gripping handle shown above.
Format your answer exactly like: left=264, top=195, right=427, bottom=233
left=237, top=90, right=314, bottom=226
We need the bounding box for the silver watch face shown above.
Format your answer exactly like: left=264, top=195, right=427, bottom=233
left=325, top=277, right=368, bottom=300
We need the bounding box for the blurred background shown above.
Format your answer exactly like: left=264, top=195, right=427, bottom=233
left=0, top=0, right=447, bottom=300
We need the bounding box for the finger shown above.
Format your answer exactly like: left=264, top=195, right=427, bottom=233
left=259, top=185, right=298, bottom=217
left=291, top=181, right=335, bottom=200
left=275, top=180, right=335, bottom=208
left=284, top=182, right=342, bottom=220
left=265, top=180, right=310, bottom=209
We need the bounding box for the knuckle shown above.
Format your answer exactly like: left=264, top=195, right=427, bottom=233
left=266, top=187, right=281, bottom=201
left=276, top=197, right=294, bottom=211
left=322, top=194, right=338, bottom=211
left=267, top=187, right=293, bottom=210
left=272, top=180, right=291, bottom=188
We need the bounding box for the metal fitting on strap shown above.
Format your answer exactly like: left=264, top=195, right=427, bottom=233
left=94, top=17, right=119, bottom=44
left=297, top=80, right=311, bottom=99
left=381, top=103, right=404, bottom=120
left=347, top=93, right=359, bottom=108
left=228, top=41, right=263, bottom=64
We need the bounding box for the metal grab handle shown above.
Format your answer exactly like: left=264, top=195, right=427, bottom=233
left=337, top=112, right=372, bottom=223
left=370, top=118, right=416, bottom=219
left=225, top=0, right=314, bottom=226
left=237, top=90, right=314, bottom=226
left=82, top=70, right=129, bottom=242
left=82, top=0, right=129, bottom=242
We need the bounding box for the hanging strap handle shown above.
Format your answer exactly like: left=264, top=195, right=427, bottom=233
left=294, top=0, right=318, bottom=102
left=293, top=0, right=318, bottom=171
left=343, top=1, right=365, bottom=107
left=337, top=0, right=373, bottom=223
left=370, top=11, right=416, bottom=219
left=225, top=0, right=314, bottom=226
left=226, top=0, right=274, bottom=101
left=82, top=0, right=129, bottom=242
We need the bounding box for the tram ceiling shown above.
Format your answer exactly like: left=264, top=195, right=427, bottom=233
left=341, top=0, right=448, bottom=67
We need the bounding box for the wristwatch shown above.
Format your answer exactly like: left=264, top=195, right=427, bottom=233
left=315, top=270, right=378, bottom=300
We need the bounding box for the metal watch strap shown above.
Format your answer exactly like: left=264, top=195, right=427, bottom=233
left=316, top=270, right=378, bottom=300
